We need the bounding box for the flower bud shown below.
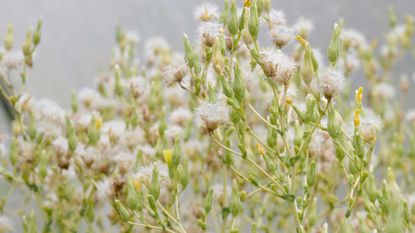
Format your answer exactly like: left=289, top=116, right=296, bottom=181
left=204, top=188, right=214, bottom=214
left=179, top=161, right=190, bottom=189
left=233, top=60, right=245, bottom=102
left=307, top=160, right=317, bottom=187
left=83, top=199, right=95, bottom=223
left=366, top=173, right=378, bottom=202
left=212, top=40, right=225, bottom=75
left=335, top=140, right=345, bottom=161
left=297, top=36, right=318, bottom=85
left=227, top=0, right=238, bottom=36
left=354, top=87, right=363, bottom=105
left=9, top=138, right=18, bottom=165
left=327, top=22, right=342, bottom=65
left=248, top=4, right=259, bottom=40
left=219, top=75, right=233, bottom=98
left=4, top=24, right=13, bottom=51
left=22, top=29, right=32, bottom=57
left=388, top=6, right=397, bottom=28
left=238, top=7, right=247, bottom=33
left=114, top=200, right=130, bottom=221
left=352, top=131, right=365, bottom=159
left=304, top=96, right=318, bottom=122
left=327, top=104, right=343, bottom=139
left=248, top=174, right=259, bottom=187
left=87, top=115, right=101, bottom=146
left=183, top=34, right=200, bottom=73
left=66, top=117, right=77, bottom=152
left=38, top=149, right=48, bottom=178
left=114, top=65, right=124, bottom=97
left=263, top=155, right=276, bottom=174
left=223, top=139, right=233, bottom=167
left=71, top=91, right=78, bottom=113
left=172, top=137, right=182, bottom=167
left=33, top=17, right=42, bottom=46
left=150, top=165, right=160, bottom=200
left=230, top=180, right=243, bottom=216
left=22, top=210, right=37, bottom=233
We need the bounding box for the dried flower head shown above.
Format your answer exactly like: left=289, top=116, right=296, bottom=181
left=258, top=49, right=297, bottom=86
left=194, top=3, right=219, bottom=22
left=270, top=25, right=293, bottom=47
left=196, top=101, right=229, bottom=132
left=268, top=9, right=287, bottom=26
left=319, top=68, right=345, bottom=99
left=128, top=76, right=148, bottom=99
left=199, top=22, right=222, bottom=47
left=359, top=110, right=383, bottom=143
left=2, top=50, right=23, bottom=70
left=163, top=60, right=188, bottom=85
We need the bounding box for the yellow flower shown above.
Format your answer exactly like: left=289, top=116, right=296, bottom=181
left=354, top=109, right=361, bottom=127
left=256, top=143, right=265, bottom=156
left=296, top=35, right=309, bottom=47
left=355, top=86, right=363, bottom=105
left=133, top=179, right=141, bottom=192
left=95, top=117, right=103, bottom=129
left=163, top=149, right=173, bottom=166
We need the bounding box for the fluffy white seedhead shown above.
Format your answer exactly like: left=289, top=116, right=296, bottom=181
left=342, top=53, right=360, bottom=74
left=199, top=22, right=223, bottom=47
left=319, top=68, right=345, bottom=99
left=0, top=215, right=13, bottom=233
left=52, top=136, right=69, bottom=156
left=144, top=37, right=170, bottom=63
left=164, top=86, right=188, bottom=107
left=293, top=17, right=314, bottom=37
left=165, top=125, right=184, bottom=142
left=360, top=109, right=383, bottom=143
left=387, top=25, right=406, bottom=44
left=163, top=60, right=188, bottom=85
left=273, top=51, right=297, bottom=85
left=95, top=178, right=111, bottom=201
left=259, top=48, right=296, bottom=81
left=133, top=163, right=169, bottom=181
left=78, top=88, right=102, bottom=109
left=127, top=76, right=147, bottom=99
left=268, top=9, right=287, bottom=26
left=193, top=3, right=219, bottom=22
left=169, top=107, right=192, bottom=126
left=196, top=101, right=229, bottom=132
left=33, top=98, right=66, bottom=125
left=2, top=50, right=23, bottom=70
left=308, top=130, right=336, bottom=171
left=102, top=120, right=126, bottom=139
left=405, top=109, right=415, bottom=124
left=270, top=25, right=293, bottom=48
left=372, top=83, right=395, bottom=100
left=125, top=30, right=140, bottom=44
left=340, top=29, right=368, bottom=49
